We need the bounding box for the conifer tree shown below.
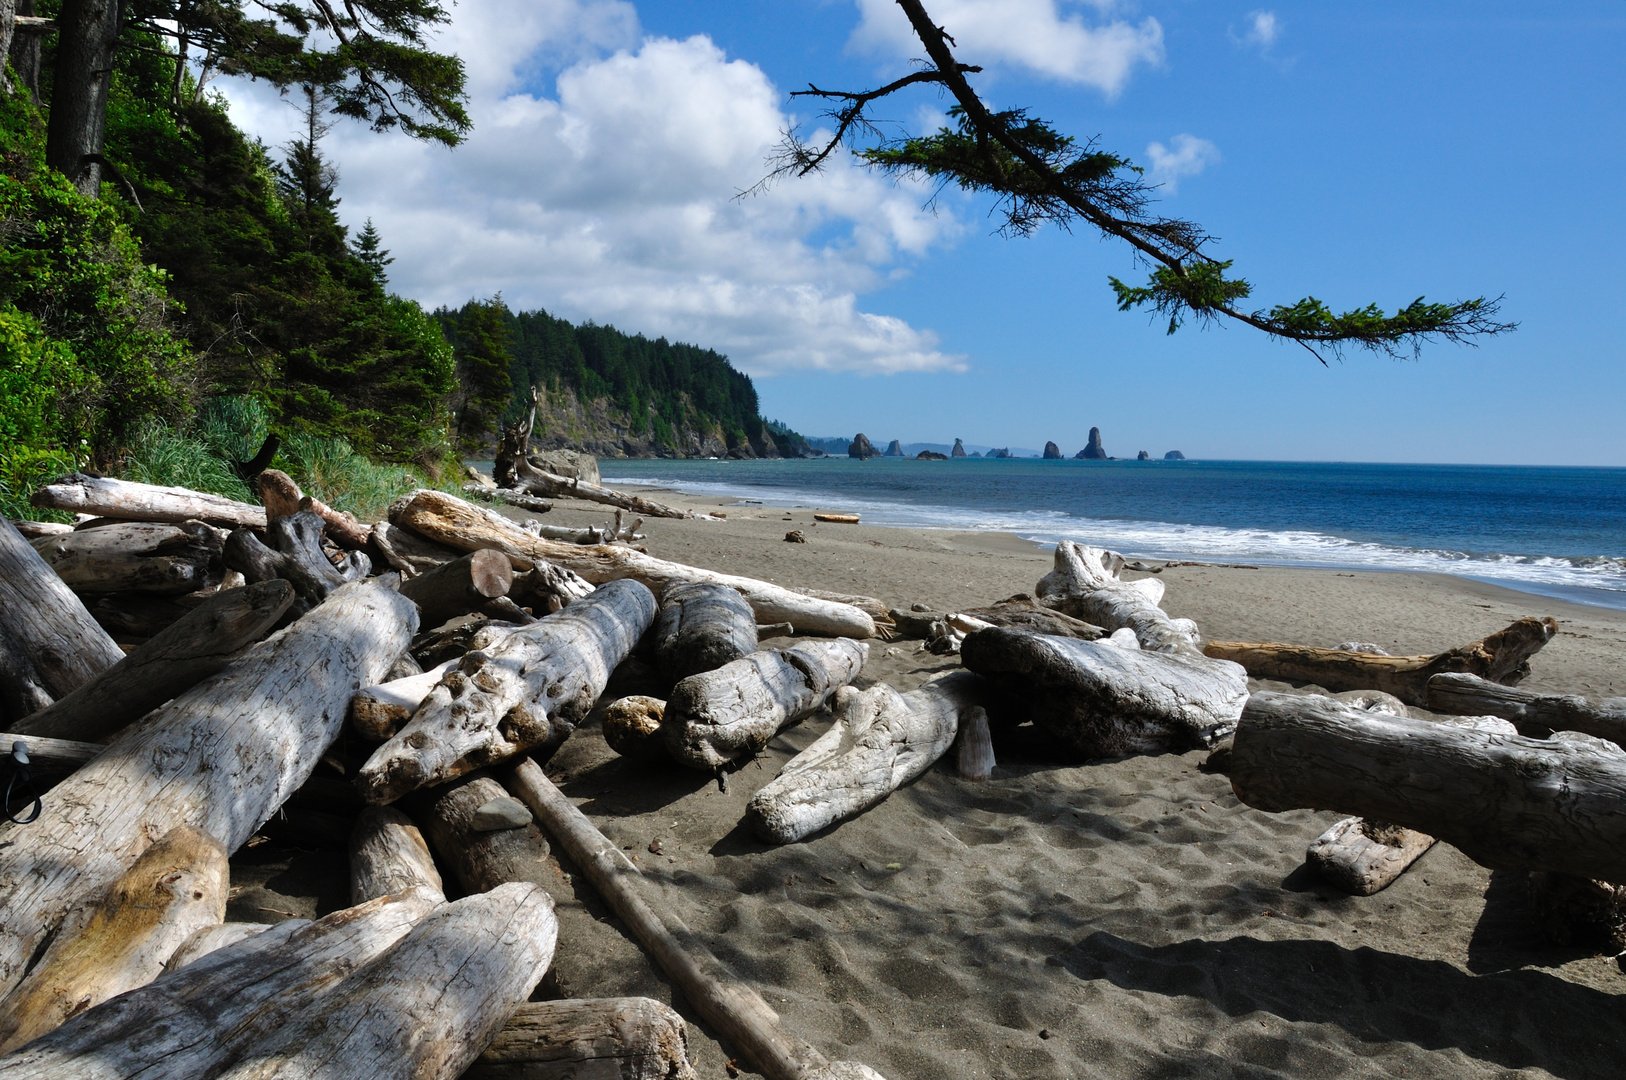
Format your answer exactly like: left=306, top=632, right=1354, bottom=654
left=353, top=219, right=393, bottom=286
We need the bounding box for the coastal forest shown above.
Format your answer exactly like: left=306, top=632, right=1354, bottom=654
left=0, top=11, right=791, bottom=521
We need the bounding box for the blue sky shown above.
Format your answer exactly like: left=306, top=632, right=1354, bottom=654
left=222, top=2, right=1626, bottom=464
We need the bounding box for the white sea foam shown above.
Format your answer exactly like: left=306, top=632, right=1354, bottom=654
left=605, top=472, right=1626, bottom=607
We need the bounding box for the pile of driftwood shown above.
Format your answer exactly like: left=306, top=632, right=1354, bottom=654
left=0, top=472, right=900, bottom=1080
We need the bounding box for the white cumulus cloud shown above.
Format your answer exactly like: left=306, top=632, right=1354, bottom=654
left=849, top=0, right=1163, bottom=95
left=1144, top=134, right=1219, bottom=194
left=217, top=0, right=964, bottom=376
left=1236, top=10, right=1280, bottom=51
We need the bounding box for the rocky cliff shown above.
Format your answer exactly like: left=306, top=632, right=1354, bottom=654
left=884, top=439, right=904, bottom=457
left=1077, top=427, right=1108, bottom=460
left=1043, top=441, right=1062, bottom=459
left=525, top=385, right=813, bottom=459
left=849, top=433, right=879, bottom=459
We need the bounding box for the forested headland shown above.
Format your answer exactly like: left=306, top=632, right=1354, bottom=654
left=0, top=19, right=802, bottom=521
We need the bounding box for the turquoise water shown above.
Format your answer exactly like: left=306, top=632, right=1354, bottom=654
left=597, top=457, right=1626, bottom=609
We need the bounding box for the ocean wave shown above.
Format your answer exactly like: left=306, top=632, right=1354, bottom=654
left=604, top=471, right=1626, bottom=606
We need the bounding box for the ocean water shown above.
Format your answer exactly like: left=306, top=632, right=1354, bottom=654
left=599, top=458, right=1626, bottom=610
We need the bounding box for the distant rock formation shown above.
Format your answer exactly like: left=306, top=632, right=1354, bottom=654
left=967, top=451, right=983, bottom=458
left=1043, top=441, right=1062, bottom=460
left=1136, top=450, right=1150, bottom=461
left=951, top=438, right=967, bottom=458
left=988, top=447, right=1011, bottom=459
left=1165, top=450, right=1186, bottom=460
left=915, top=450, right=948, bottom=460
left=1078, top=427, right=1107, bottom=460
left=849, top=433, right=878, bottom=459
left=531, top=448, right=601, bottom=485
left=884, top=439, right=903, bottom=457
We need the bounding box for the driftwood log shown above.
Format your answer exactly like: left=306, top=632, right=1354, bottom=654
left=749, top=671, right=986, bottom=844
left=1230, top=691, right=1626, bottom=883
left=11, top=580, right=295, bottom=743
left=390, top=490, right=876, bottom=638
left=602, top=696, right=668, bottom=762
left=890, top=598, right=1104, bottom=641
left=463, top=485, right=556, bottom=514
left=399, top=549, right=515, bottom=630
left=256, top=469, right=371, bottom=549
left=664, top=640, right=868, bottom=772
left=164, top=922, right=274, bottom=973
left=0, top=887, right=439, bottom=1080
left=28, top=520, right=225, bottom=596
left=510, top=466, right=688, bottom=520
left=211, top=882, right=556, bottom=1080
left=0, top=733, right=102, bottom=788
left=653, top=582, right=758, bottom=683
left=1203, top=616, right=1559, bottom=706
left=29, top=473, right=268, bottom=529
left=350, top=659, right=458, bottom=742
left=0, top=825, right=228, bottom=1053
left=510, top=563, right=596, bottom=615
left=370, top=521, right=460, bottom=578
left=960, top=628, right=1247, bottom=757
left=418, top=774, right=552, bottom=895
left=519, top=514, right=643, bottom=545
left=1033, top=543, right=1192, bottom=652
left=506, top=760, right=889, bottom=1080
left=464, top=998, right=694, bottom=1080
left=0, top=579, right=415, bottom=998
left=350, top=805, right=446, bottom=905
left=225, top=508, right=370, bottom=610
left=0, top=518, right=124, bottom=715
left=358, top=579, right=657, bottom=804
left=1427, top=672, right=1626, bottom=744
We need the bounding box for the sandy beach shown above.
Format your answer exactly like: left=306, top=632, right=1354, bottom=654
left=236, top=485, right=1626, bottom=1080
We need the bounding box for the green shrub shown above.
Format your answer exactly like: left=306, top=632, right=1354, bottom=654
left=276, top=433, right=420, bottom=520
left=121, top=418, right=254, bottom=502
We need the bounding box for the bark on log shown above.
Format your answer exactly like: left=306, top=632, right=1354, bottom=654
left=390, top=491, right=876, bottom=639
left=1203, top=616, right=1559, bottom=707
left=29, top=521, right=225, bottom=596
left=418, top=775, right=552, bottom=895
left=960, top=628, right=1247, bottom=757
left=350, top=805, right=446, bottom=905
left=1427, top=672, right=1626, bottom=744
left=351, top=659, right=458, bottom=742
left=370, top=521, right=460, bottom=578
left=748, top=671, right=986, bottom=844
left=464, top=997, right=695, bottom=1080
left=11, top=580, right=295, bottom=743
left=1033, top=542, right=1193, bottom=654
left=602, top=696, right=668, bottom=762
left=664, top=640, right=869, bottom=772
left=0, top=887, right=438, bottom=1080
left=1230, top=690, right=1626, bottom=883
left=399, top=549, right=515, bottom=630
left=212, top=882, right=556, bottom=1080
left=0, top=579, right=415, bottom=998
left=0, top=826, right=228, bottom=1053
left=506, top=760, right=890, bottom=1080
left=256, top=469, right=371, bottom=550
left=510, top=464, right=688, bottom=520
left=29, top=473, right=267, bottom=529
left=163, top=922, right=273, bottom=973
left=653, top=582, right=758, bottom=683
left=225, top=509, right=370, bottom=611
left=358, top=579, right=657, bottom=804
left=0, top=517, right=123, bottom=705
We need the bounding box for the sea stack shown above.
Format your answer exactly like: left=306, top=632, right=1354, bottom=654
left=1137, top=450, right=1150, bottom=461
left=848, top=433, right=877, bottom=459
left=988, top=448, right=1011, bottom=459
left=884, top=439, right=903, bottom=457
left=1043, top=441, right=1062, bottom=460
left=1078, top=427, right=1108, bottom=460
left=1165, top=450, right=1186, bottom=460
left=951, top=438, right=967, bottom=458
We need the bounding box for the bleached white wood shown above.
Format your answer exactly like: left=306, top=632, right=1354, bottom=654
left=30, top=473, right=268, bottom=529
left=349, top=659, right=458, bottom=742
left=0, top=518, right=123, bottom=705
left=349, top=805, right=446, bottom=905
left=28, top=521, right=225, bottom=596
left=162, top=922, right=273, bottom=973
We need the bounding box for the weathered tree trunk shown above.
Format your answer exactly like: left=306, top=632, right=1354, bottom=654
left=418, top=775, right=552, bottom=895
left=0, top=517, right=123, bottom=708
left=0, top=826, right=228, bottom=1053
left=350, top=805, right=446, bottom=905
left=510, top=465, right=688, bottom=520
left=399, top=549, right=515, bottom=630
left=0, top=0, right=15, bottom=90
left=43, top=0, right=119, bottom=194
left=1203, top=616, right=1559, bottom=706
left=369, top=521, right=459, bottom=578
left=1033, top=542, right=1191, bottom=652
left=350, top=659, right=457, bottom=742
left=8, top=1, right=44, bottom=104
left=0, top=579, right=415, bottom=998
left=518, top=515, right=645, bottom=545
left=510, top=562, right=595, bottom=615
left=12, top=580, right=295, bottom=743
left=163, top=922, right=273, bottom=973
left=664, top=640, right=869, bottom=772
left=212, top=882, right=556, bottom=1080
left=464, top=998, right=695, bottom=1080
left=1230, top=690, right=1626, bottom=883
left=28, top=521, right=225, bottom=596
left=6, top=522, right=71, bottom=541
left=358, top=579, right=657, bottom=804
left=602, top=696, right=668, bottom=762
left=256, top=469, right=371, bottom=549
left=889, top=598, right=1104, bottom=641
left=1427, top=672, right=1626, bottom=744
left=0, top=626, right=54, bottom=724
left=506, top=761, right=889, bottom=1080
left=410, top=618, right=516, bottom=669
left=31, top=474, right=267, bottom=529
left=653, top=582, right=758, bottom=683
left=0, top=888, right=439, bottom=1080
left=464, top=485, right=555, bottom=515
left=956, top=706, right=994, bottom=780
left=748, top=671, right=985, bottom=844
left=225, top=509, right=370, bottom=611
left=0, top=732, right=102, bottom=786
left=390, top=491, right=876, bottom=638
left=960, top=627, right=1247, bottom=758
